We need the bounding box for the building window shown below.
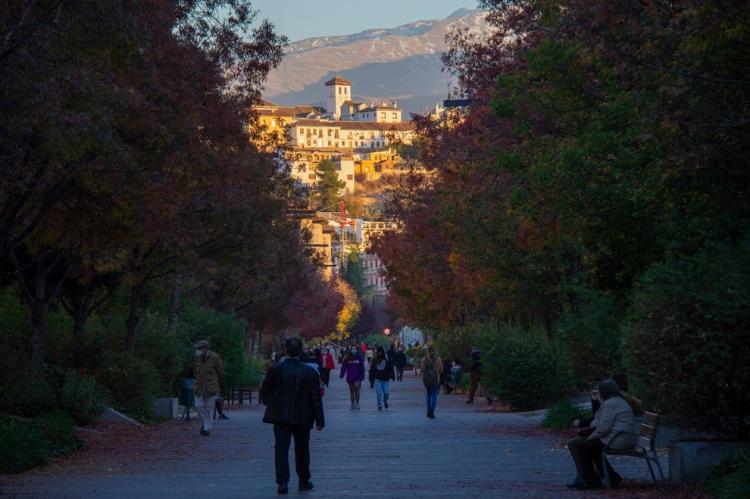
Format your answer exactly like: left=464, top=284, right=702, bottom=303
left=380, top=112, right=386, bottom=119
left=338, top=87, right=342, bottom=94
left=328, top=140, right=332, bottom=146
left=392, top=113, right=397, bottom=119
left=345, top=87, right=348, bottom=94
left=308, top=174, right=316, bottom=180
left=347, top=174, right=353, bottom=180
left=328, top=129, right=332, bottom=137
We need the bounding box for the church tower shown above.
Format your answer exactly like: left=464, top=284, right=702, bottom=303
left=325, top=76, right=352, bottom=120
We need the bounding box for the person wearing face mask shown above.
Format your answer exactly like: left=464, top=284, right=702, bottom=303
left=340, top=346, right=365, bottom=410
left=193, top=339, right=223, bottom=436
left=369, top=346, right=395, bottom=410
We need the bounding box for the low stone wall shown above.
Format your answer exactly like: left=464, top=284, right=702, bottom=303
left=669, top=441, right=750, bottom=484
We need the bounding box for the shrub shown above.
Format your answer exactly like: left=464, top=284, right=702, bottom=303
left=555, top=290, right=624, bottom=385
left=34, top=410, right=84, bottom=456
left=479, top=323, right=573, bottom=410
left=97, top=353, right=161, bottom=418
left=0, top=377, right=57, bottom=418
left=435, top=323, right=480, bottom=367
left=705, top=452, right=750, bottom=499
left=178, top=303, right=248, bottom=389
left=59, top=371, right=109, bottom=425
left=542, top=400, right=589, bottom=429
left=624, top=236, right=750, bottom=440
left=0, top=416, right=49, bottom=473
left=241, top=356, right=267, bottom=388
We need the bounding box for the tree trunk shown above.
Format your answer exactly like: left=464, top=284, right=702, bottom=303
left=126, top=282, right=143, bottom=354
left=166, top=274, right=182, bottom=335
left=71, top=292, right=89, bottom=368
left=30, top=265, right=47, bottom=378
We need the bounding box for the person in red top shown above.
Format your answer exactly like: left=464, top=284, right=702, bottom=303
left=320, top=347, right=335, bottom=387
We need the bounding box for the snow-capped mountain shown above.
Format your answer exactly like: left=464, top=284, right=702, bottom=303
left=263, top=8, right=490, bottom=114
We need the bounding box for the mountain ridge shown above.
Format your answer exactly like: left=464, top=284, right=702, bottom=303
left=263, top=9, right=491, bottom=114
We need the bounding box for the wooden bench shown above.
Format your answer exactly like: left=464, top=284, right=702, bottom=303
left=602, top=411, right=666, bottom=489
left=224, top=386, right=254, bottom=405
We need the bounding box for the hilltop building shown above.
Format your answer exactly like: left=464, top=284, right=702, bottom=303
left=254, top=78, right=416, bottom=194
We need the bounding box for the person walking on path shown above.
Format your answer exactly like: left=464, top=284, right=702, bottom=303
left=320, top=348, right=335, bottom=388
left=193, top=339, right=223, bottom=436
left=340, top=346, right=366, bottom=410
left=421, top=345, right=443, bottom=418
left=466, top=346, right=488, bottom=404
left=394, top=346, right=407, bottom=382
left=261, top=337, right=325, bottom=495
left=368, top=346, right=395, bottom=410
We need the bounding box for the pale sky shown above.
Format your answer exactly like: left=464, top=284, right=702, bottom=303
left=251, top=0, right=476, bottom=41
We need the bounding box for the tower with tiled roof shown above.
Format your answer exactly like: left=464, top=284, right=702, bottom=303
left=325, top=76, right=352, bottom=120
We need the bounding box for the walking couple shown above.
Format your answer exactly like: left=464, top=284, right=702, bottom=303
left=340, top=345, right=395, bottom=411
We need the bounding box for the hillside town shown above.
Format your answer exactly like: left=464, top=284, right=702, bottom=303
left=255, top=76, right=428, bottom=297
left=3, top=2, right=747, bottom=498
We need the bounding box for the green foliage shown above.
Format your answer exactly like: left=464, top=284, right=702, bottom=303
left=341, top=250, right=365, bottom=296
left=555, top=290, right=624, bottom=385
left=705, top=452, right=750, bottom=499
left=59, top=371, right=109, bottom=425
left=178, top=302, right=247, bottom=389
left=0, top=416, right=50, bottom=473
left=0, top=411, right=84, bottom=473
left=0, top=377, right=57, bottom=418
left=435, top=323, right=481, bottom=366
left=542, top=400, right=589, bottom=430
left=478, top=323, right=573, bottom=410
left=97, top=353, right=161, bottom=418
left=34, top=410, right=85, bottom=456
left=314, top=159, right=346, bottom=209
left=239, top=357, right=266, bottom=388
left=624, top=235, right=750, bottom=440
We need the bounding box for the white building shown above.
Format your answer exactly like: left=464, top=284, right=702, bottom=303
left=326, top=76, right=352, bottom=120
left=353, top=103, right=402, bottom=123
left=288, top=119, right=414, bottom=150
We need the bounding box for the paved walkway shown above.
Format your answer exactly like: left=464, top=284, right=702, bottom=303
left=1, top=370, right=667, bottom=498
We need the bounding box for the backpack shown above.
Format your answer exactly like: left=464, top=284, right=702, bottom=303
left=423, top=357, right=438, bottom=388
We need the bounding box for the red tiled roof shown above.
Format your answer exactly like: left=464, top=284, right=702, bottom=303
left=325, top=76, right=352, bottom=86
left=291, top=119, right=414, bottom=132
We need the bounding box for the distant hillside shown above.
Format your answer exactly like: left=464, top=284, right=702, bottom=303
left=263, top=8, right=490, bottom=114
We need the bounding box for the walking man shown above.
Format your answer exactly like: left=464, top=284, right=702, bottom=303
left=421, top=345, right=443, bottom=418
left=466, top=346, right=484, bottom=404
left=194, top=339, right=223, bottom=436
left=262, top=337, right=325, bottom=495
left=394, top=346, right=407, bottom=381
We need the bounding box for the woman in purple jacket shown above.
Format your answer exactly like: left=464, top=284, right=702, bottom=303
left=340, top=346, right=365, bottom=410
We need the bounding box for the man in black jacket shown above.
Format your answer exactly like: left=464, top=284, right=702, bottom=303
left=394, top=346, right=407, bottom=381
left=467, top=347, right=482, bottom=404
left=262, top=337, right=325, bottom=495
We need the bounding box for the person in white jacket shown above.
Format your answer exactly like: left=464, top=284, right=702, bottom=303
left=568, top=379, right=635, bottom=489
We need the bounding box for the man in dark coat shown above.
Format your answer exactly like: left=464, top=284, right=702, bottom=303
left=262, top=338, right=325, bottom=495
left=467, top=346, right=482, bottom=404
left=394, top=346, right=407, bottom=381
